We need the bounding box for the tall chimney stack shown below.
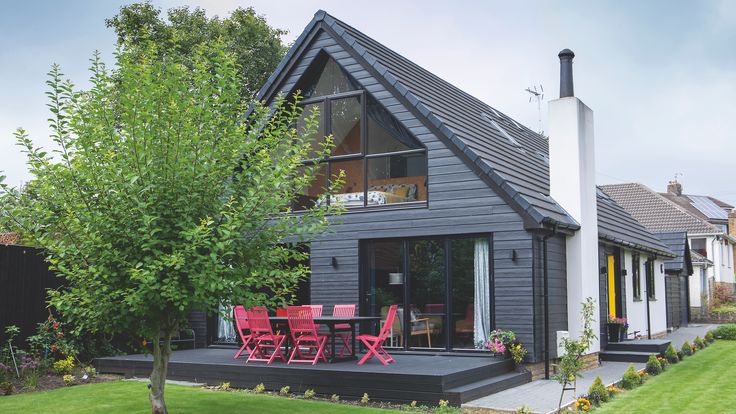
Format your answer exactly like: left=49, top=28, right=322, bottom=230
left=559, top=49, right=575, bottom=98
left=548, top=49, right=600, bottom=354
left=667, top=180, right=683, bottom=196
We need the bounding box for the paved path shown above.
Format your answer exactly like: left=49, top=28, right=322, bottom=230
left=463, top=324, right=715, bottom=414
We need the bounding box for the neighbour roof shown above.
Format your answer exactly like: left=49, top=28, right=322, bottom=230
left=0, top=233, right=20, bottom=245
left=655, top=231, right=693, bottom=274
left=596, top=189, right=674, bottom=257
left=257, top=10, right=578, bottom=230
left=690, top=249, right=712, bottom=266
left=599, top=183, right=720, bottom=235
left=659, top=191, right=733, bottom=223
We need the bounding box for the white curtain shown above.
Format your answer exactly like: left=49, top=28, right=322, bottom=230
left=217, top=303, right=237, bottom=342
left=474, top=238, right=491, bottom=348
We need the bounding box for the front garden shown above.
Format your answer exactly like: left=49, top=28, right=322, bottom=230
left=573, top=325, right=736, bottom=413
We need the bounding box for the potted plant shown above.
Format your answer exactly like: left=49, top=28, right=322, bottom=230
left=484, top=329, right=516, bottom=357
left=607, top=315, right=628, bottom=342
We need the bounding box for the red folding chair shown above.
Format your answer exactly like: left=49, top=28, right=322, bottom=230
left=332, top=304, right=356, bottom=357
left=246, top=306, right=287, bottom=364
left=357, top=304, right=398, bottom=365
left=305, top=304, right=323, bottom=317
left=287, top=306, right=328, bottom=365
left=233, top=305, right=253, bottom=359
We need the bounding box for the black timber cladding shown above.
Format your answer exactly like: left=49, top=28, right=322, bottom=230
left=258, top=20, right=544, bottom=359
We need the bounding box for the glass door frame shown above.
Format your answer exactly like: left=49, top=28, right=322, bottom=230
left=359, top=233, right=494, bottom=351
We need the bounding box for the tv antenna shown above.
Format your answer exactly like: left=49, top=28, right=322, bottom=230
left=525, top=85, right=544, bottom=135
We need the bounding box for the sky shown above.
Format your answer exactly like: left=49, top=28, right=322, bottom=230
left=1, top=0, right=735, bottom=204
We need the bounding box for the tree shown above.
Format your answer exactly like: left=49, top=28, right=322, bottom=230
left=553, top=297, right=597, bottom=413
left=105, top=2, right=288, bottom=100
left=0, top=38, right=341, bottom=413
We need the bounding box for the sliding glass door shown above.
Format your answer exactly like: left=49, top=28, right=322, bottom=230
left=362, top=235, right=492, bottom=351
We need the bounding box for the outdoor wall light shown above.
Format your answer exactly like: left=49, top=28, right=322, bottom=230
left=510, top=249, right=517, bottom=262
left=600, top=266, right=607, bottom=274
left=331, top=257, right=338, bottom=268
left=621, top=269, right=627, bottom=276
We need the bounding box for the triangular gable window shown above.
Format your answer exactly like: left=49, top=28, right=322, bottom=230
left=293, top=54, right=427, bottom=211
left=302, top=56, right=358, bottom=98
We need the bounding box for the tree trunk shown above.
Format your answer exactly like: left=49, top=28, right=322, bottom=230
left=150, top=329, right=173, bottom=414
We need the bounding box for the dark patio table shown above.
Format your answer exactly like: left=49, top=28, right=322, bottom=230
left=269, top=316, right=381, bottom=362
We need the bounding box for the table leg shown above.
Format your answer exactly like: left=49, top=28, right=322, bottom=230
left=330, top=324, right=336, bottom=363
left=351, top=322, right=356, bottom=357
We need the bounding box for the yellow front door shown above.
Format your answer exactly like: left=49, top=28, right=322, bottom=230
left=607, top=254, right=616, bottom=317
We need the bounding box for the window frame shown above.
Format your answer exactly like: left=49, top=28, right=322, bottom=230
left=645, top=258, right=656, bottom=300
left=296, top=89, right=428, bottom=211
left=632, top=254, right=641, bottom=301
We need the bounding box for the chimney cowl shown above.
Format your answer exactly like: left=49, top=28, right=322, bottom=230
left=559, top=49, right=575, bottom=98
left=667, top=180, right=683, bottom=196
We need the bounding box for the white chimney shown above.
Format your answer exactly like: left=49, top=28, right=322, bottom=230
left=548, top=49, right=601, bottom=353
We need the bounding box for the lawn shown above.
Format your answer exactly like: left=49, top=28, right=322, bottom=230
left=595, top=340, right=736, bottom=413
left=0, top=380, right=401, bottom=414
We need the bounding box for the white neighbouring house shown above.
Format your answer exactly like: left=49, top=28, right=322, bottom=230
left=601, top=182, right=735, bottom=316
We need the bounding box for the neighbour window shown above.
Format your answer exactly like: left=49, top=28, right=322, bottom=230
left=645, top=259, right=655, bottom=300
left=632, top=254, right=641, bottom=300
left=292, top=54, right=427, bottom=210
left=691, top=238, right=707, bottom=258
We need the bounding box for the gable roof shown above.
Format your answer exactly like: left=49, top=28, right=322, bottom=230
left=596, top=189, right=674, bottom=257
left=690, top=249, right=712, bottom=266
left=655, top=231, right=694, bottom=274
left=600, top=183, right=720, bottom=235
left=256, top=10, right=578, bottom=231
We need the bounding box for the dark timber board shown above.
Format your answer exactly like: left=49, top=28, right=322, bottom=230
left=96, top=348, right=527, bottom=406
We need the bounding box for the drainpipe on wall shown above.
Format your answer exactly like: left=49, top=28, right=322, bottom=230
left=540, top=223, right=559, bottom=380
left=645, top=257, right=653, bottom=339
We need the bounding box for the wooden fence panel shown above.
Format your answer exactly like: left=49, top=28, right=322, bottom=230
left=0, top=245, right=62, bottom=346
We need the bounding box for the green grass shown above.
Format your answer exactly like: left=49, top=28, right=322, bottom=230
left=0, top=380, right=401, bottom=414
left=595, top=340, right=736, bottom=413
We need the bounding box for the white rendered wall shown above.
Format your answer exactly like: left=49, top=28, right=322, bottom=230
left=689, top=264, right=708, bottom=308
left=549, top=97, right=600, bottom=353
left=690, top=236, right=734, bottom=283
left=621, top=251, right=667, bottom=338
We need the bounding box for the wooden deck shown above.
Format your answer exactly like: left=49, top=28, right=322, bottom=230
left=95, top=347, right=530, bottom=405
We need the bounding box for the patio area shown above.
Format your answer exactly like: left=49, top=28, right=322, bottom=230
left=95, top=348, right=530, bottom=405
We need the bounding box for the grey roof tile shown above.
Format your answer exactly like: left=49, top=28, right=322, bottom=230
left=596, top=189, right=674, bottom=257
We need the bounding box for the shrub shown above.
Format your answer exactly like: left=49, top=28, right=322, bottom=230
left=253, top=383, right=265, bottom=393
left=587, top=376, right=609, bottom=406
left=657, top=356, right=668, bottom=371
left=303, top=389, right=315, bottom=399
left=694, top=336, right=705, bottom=350
left=63, top=374, right=75, bottom=386
left=361, top=393, right=370, bottom=404
left=620, top=365, right=641, bottom=390
left=516, top=405, right=532, bottom=414
left=330, top=394, right=340, bottom=402
left=607, top=385, right=621, bottom=396
left=53, top=356, right=75, bottom=375
left=438, top=399, right=449, bottom=408
left=646, top=354, right=662, bottom=375
left=677, top=349, right=684, bottom=360
left=410, top=400, right=417, bottom=408
left=1, top=381, right=14, bottom=396
left=219, top=382, right=230, bottom=391
left=664, top=343, right=679, bottom=363
left=83, top=366, right=97, bottom=379
left=713, top=324, right=736, bottom=340
left=279, top=386, right=290, bottom=396
left=681, top=341, right=693, bottom=357
left=705, top=331, right=715, bottom=343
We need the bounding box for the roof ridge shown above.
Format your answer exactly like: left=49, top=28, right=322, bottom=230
left=646, top=184, right=720, bottom=232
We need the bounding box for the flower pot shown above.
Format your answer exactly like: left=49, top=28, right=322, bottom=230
left=607, top=324, right=622, bottom=343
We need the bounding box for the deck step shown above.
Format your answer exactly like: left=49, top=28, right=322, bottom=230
left=605, top=340, right=670, bottom=354
left=599, top=350, right=657, bottom=363
left=447, top=371, right=532, bottom=404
